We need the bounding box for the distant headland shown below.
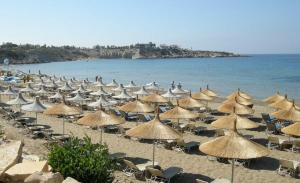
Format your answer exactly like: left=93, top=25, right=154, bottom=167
left=0, top=42, right=241, bottom=64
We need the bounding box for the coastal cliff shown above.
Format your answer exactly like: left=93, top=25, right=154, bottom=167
left=0, top=42, right=240, bottom=64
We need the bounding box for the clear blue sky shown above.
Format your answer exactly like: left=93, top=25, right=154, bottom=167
left=1, top=0, right=300, bottom=54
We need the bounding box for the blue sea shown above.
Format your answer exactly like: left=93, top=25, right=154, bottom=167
left=12, top=54, right=300, bottom=101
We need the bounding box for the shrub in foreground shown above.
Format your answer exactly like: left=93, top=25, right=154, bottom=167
left=48, top=136, right=116, bottom=183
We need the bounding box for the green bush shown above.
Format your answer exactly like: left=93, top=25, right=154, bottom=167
left=48, top=136, right=116, bottom=183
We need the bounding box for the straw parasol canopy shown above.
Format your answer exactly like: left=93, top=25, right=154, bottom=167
left=44, top=100, right=81, bottom=116
left=112, top=84, right=125, bottom=92
left=272, top=102, right=300, bottom=122
left=126, top=113, right=182, bottom=166
left=112, top=89, right=133, bottom=100
left=94, top=77, right=106, bottom=87
left=7, top=92, right=30, bottom=105
left=211, top=113, right=259, bottom=130
left=281, top=122, right=300, bottom=137
left=269, top=95, right=294, bottom=110
left=59, top=82, right=74, bottom=91
left=90, top=86, right=111, bottom=96
left=88, top=94, right=117, bottom=108
left=22, top=97, right=47, bottom=124
left=178, top=95, right=205, bottom=109
left=36, top=85, right=49, bottom=95
left=226, top=89, right=252, bottom=100
left=49, top=90, right=63, bottom=100
left=20, top=83, right=36, bottom=93
left=106, top=79, right=118, bottom=87
left=171, top=84, right=188, bottom=95
left=125, top=81, right=138, bottom=89
left=199, top=120, right=269, bottom=183
left=44, top=99, right=81, bottom=134
left=72, top=84, right=89, bottom=94
left=223, top=94, right=253, bottom=106
left=160, top=106, right=199, bottom=120
left=46, top=80, right=58, bottom=88
left=77, top=110, right=125, bottom=143
left=218, top=98, right=254, bottom=115
left=202, top=85, right=217, bottom=97
left=67, top=92, right=88, bottom=103
left=145, top=82, right=160, bottom=91
left=1, top=86, right=17, bottom=95
left=77, top=110, right=125, bottom=127
left=141, top=93, right=168, bottom=103
left=263, top=92, right=285, bottom=104
left=162, top=89, right=180, bottom=99
left=133, top=86, right=150, bottom=96
left=192, top=88, right=213, bottom=101
left=118, top=100, right=154, bottom=113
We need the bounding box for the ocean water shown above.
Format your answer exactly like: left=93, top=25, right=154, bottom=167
left=12, top=54, right=300, bottom=101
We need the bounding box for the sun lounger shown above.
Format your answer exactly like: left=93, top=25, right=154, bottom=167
left=277, top=158, right=300, bottom=177
left=261, top=113, right=275, bottom=123
left=291, top=140, right=300, bottom=152
left=215, top=129, right=225, bottom=137
left=123, top=159, right=158, bottom=177
left=146, top=166, right=182, bottom=183
left=173, top=139, right=199, bottom=153
left=267, top=136, right=289, bottom=150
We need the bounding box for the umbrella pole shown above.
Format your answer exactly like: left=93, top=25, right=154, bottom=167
left=231, top=159, right=235, bottom=183
left=153, top=140, right=155, bottom=167
left=62, top=118, right=65, bottom=135
left=100, top=128, right=103, bottom=144
left=36, top=112, right=38, bottom=124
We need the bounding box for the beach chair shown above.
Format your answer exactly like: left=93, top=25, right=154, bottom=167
left=267, top=136, right=280, bottom=149
left=265, top=123, right=278, bottom=134
left=123, top=159, right=156, bottom=178
left=261, top=113, right=275, bottom=123
left=146, top=167, right=182, bottom=183
left=277, top=159, right=297, bottom=177
left=292, top=140, right=300, bottom=152
left=173, top=139, right=199, bottom=153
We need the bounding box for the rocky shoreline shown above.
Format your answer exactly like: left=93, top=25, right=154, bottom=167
left=0, top=42, right=241, bottom=64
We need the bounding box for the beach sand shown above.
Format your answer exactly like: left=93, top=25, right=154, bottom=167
left=1, top=96, right=300, bottom=183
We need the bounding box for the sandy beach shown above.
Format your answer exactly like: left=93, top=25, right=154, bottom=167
left=1, top=93, right=299, bottom=183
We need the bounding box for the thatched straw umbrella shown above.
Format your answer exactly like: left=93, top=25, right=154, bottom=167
left=44, top=99, right=81, bottom=134
left=263, top=92, right=285, bottom=104
left=1, top=86, right=17, bottom=100
left=171, top=84, right=188, bottom=95
left=22, top=97, right=47, bottom=124
left=211, top=113, right=259, bottom=130
left=141, top=93, right=168, bottom=104
left=162, top=89, right=180, bottom=100
left=218, top=99, right=254, bottom=115
left=106, top=79, right=118, bottom=88
left=94, top=77, right=106, bottom=87
left=226, top=89, right=252, bottom=100
left=77, top=110, right=125, bottom=143
left=269, top=95, right=294, bottom=110
left=223, top=94, right=253, bottom=106
left=125, top=81, right=139, bottom=90
left=178, top=92, right=205, bottom=109
left=88, top=94, right=117, bottom=108
left=7, top=92, right=31, bottom=111
left=133, top=86, right=150, bottom=97
left=111, top=84, right=125, bottom=93
left=112, top=89, right=133, bottom=100
left=192, top=88, right=214, bottom=101
left=90, top=86, right=111, bottom=96
left=20, top=83, right=36, bottom=93
left=199, top=120, right=269, bottom=183
left=202, top=85, right=217, bottom=97
left=48, top=90, right=63, bottom=101
left=59, top=82, right=74, bottom=92
left=126, top=112, right=182, bottom=166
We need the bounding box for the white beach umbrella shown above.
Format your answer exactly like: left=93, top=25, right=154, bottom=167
left=1, top=86, right=17, bottom=96
left=72, top=84, right=90, bottom=94
left=21, top=96, right=47, bottom=124
left=67, top=92, right=88, bottom=103
left=125, top=81, right=139, bottom=89
left=88, top=94, right=118, bottom=108
left=49, top=90, right=63, bottom=100
left=145, top=81, right=160, bottom=91
left=90, top=86, right=111, bottom=96
left=59, top=82, right=74, bottom=92
left=113, top=89, right=133, bottom=100
left=20, top=83, right=36, bottom=93
left=111, top=84, right=125, bottom=92
left=171, top=84, right=189, bottom=95
left=94, top=77, right=106, bottom=87
left=106, top=79, right=119, bottom=87
left=36, top=85, right=49, bottom=95
left=46, top=80, right=58, bottom=88
left=133, top=86, right=150, bottom=96
left=7, top=92, right=31, bottom=111
left=162, top=88, right=181, bottom=99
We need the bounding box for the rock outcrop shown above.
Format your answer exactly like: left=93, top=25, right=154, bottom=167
left=0, top=140, right=23, bottom=179
left=24, top=171, right=64, bottom=183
